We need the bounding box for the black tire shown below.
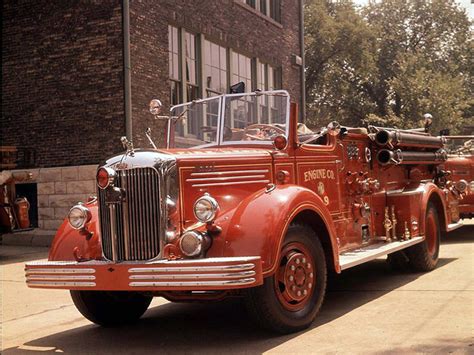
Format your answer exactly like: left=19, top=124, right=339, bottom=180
left=71, top=290, right=152, bottom=326
left=244, top=224, right=327, bottom=334
left=405, top=202, right=440, bottom=272
left=386, top=250, right=409, bottom=271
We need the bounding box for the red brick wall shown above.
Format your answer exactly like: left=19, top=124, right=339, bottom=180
left=2, top=0, right=302, bottom=164
left=1, top=0, right=125, bottom=168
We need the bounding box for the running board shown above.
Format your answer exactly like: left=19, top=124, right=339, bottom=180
left=339, top=237, right=424, bottom=271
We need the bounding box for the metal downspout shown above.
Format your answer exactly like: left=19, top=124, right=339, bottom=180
left=123, top=0, right=132, bottom=139
left=299, top=0, right=306, bottom=123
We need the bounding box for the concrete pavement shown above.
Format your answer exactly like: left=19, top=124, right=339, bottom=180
left=1, top=222, right=473, bottom=354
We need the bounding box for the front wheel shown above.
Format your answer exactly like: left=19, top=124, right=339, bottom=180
left=244, top=224, right=327, bottom=333
left=71, top=290, right=152, bottom=326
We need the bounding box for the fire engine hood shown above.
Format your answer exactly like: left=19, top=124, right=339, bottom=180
left=101, top=147, right=275, bottom=230
left=101, top=147, right=274, bottom=170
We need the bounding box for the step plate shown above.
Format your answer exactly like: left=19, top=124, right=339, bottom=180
left=339, top=237, right=424, bottom=271
left=447, top=222, right=463, bottom=232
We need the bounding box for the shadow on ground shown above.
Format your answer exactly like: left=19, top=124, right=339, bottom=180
left=4, top=224, right=472, bottom=354
left=441, top=223, right=474, bottom=244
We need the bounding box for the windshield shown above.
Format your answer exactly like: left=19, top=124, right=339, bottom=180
left=170, top=90, right=289, bottom=148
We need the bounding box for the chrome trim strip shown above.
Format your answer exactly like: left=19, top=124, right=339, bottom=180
left=191, top=180, right=270, bottom=188
left=26, top=275, right=96, bottom=281
left=129, top=278, right=256, bottom=287
left=186, top=175, right=266, bottom=182
left=190, top=169, right=269, bottom=177
left=109, top=204, right=118, bottom=262
left=129, top=271, right=256, bottom=280
left=129, top=263, right=255, bottom=273
left=26, top=281, right=96, bottom=287
left=386, top=190, right=422, bottom=196
left=121, top=171, right=131, bottom=260
left=25, top=268, right=96, bottom=274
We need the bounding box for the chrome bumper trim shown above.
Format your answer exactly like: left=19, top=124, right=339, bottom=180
left=26, top=275, right=96, bottom=281
left=26, top=281, right=96, bottom=287
left=129, top=270, right=256, bottom=280
left=25, top=268, right=96, bottom=274
left=25, top=256, right=263, bottom=291
left=128, top=263, right=255, bottom=273
left=129, top=278, right=256, bottom=288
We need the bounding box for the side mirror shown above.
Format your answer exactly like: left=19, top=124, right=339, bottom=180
left=327, top=121, right=341, bottom=136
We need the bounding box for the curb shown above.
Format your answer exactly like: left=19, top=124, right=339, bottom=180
left=1, top=229, right=55, bottom=247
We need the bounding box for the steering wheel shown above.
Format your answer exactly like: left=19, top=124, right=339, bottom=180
left=243, top=124, right=285, bottom=141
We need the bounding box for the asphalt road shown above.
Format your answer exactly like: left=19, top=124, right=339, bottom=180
left=1, top=221, right=473, bottom=354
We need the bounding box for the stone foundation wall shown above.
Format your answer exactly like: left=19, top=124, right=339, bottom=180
left=13, top=165, right=98, bottom=231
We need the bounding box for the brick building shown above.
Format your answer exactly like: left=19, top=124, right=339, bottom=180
left=1, top=0, right=304, bottom=233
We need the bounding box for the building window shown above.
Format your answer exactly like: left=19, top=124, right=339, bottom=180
left=256, top=61, right=269, bottom=123
left=239, top=0, right=280, bottom=22
left=269, top=0, right=281, bottom=22
left=184, top=32, right=199, bottom=101
left=231, top=52, right=255, bottom=128
left=203, top=40, right=227, bottom=129
left=168, top=25, right=181, bottom=106
left=184, top=32, right=200, bottom=134
left=203, top=40, right=227, bottom=97
left=257, top=61, right=266, bottom=91
left=259, top=0, right=268, bottom=15
left=231, top=52, right=252, bottom=92
left=268, top=64, right=283, bottom=121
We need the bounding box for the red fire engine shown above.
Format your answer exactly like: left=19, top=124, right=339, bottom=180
left=25, top=91, right=474, bottom=333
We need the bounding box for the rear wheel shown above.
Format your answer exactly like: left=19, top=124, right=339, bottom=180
left=245, top=224, right=327, bottom=333
left=405, top=202, right=440, bottom=272
left=386, top=250, right=409, bottom=271
left=71, top=290, right=152, bottom=326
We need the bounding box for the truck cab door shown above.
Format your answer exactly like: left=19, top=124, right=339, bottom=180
left=295, top=134, right=342, bottom=214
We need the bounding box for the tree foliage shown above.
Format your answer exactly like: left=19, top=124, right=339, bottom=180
left=304, top=0, right=472, bottom=133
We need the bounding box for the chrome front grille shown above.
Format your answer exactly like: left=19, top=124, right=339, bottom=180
left=98, top=168, right=161, bottom=261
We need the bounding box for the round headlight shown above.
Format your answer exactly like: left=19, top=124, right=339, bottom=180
left=68, top=205, right=92, bottom=230
left=193, top=194, right=219, bottom=223
left=96, top=167, right=116, bottom=189
left=179, top=231, right=205, bottom=257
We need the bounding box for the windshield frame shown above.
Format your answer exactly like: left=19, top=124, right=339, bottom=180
left=169, top=90, right=290, bottom=149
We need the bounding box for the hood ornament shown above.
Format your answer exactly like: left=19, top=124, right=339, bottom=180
left=120, top=136, right=134, bottom=156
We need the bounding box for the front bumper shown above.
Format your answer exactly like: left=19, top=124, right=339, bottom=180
left=25, top=256, right=263, bottom=291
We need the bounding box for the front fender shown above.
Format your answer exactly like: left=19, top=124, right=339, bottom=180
left=419, top=182, right=449, bottom=233
left=48, top=201, right=102, bottom=261
left=222, top=185, right=338, bottom=276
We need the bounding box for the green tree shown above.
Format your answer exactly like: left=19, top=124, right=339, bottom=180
left=304, top=0, right=472, bottom=133
left=305, top=0, right=375, bottom=127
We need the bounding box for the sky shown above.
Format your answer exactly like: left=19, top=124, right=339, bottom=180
left=352, top=0, right=473, bottom=19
